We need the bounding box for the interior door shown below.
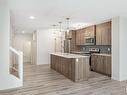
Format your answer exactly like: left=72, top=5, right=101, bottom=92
left=23, top=41, right=31, bottom=63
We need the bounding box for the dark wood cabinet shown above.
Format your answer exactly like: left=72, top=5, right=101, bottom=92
left=65, top=30, right=80, bottom=52
left=80, top=29, right=85, bottom=45
left=51, top=54, right=90, bottom=82
left=70, top=31, right=79, bottom=51
left=76, top=29, right=82, bottom=45
left=103, top=56, right=111, bottom=75
left=75, top=22, right=111, bottom=46
left=91, top=54, right=111, bottom=76
left=85, top=25, right=95, bottom=38
left=96, top=21, right=111, bottom=45
left=76, top=26, right=95, bottom=45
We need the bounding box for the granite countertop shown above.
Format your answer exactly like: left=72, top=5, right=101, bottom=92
left=71, top=51, right=90, bottom=54
left=51, top=52, right=90, bottom=58
left=92, top=53, right=111, bottom=56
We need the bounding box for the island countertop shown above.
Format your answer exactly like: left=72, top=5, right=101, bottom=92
left=51, top=52, right=90, bottom=58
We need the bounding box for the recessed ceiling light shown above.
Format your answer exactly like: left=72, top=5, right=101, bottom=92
left=29, top=16, right=35, bottom=20
left=22, top=31, right=25, bottom=33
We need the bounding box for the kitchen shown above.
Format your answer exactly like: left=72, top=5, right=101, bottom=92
left=51, top=21, right=111, bottom=82
left=1, top=0, right=127, bottom=94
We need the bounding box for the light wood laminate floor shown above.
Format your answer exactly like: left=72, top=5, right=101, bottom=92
left=0, top=63, right=127, bottom=95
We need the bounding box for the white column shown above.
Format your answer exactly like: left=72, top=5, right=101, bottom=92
left=112, top=16, right=127, bottom=81
left=119, top=17, right=127, bottom=81
left=0, top=6, right=10, bottom=75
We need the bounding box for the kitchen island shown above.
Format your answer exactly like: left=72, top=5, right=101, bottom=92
left=50, top=52, right=90, bottom=82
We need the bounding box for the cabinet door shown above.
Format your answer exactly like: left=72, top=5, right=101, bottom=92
left=68, top=59, right=73, bottom=79
left=103, top=56, right=111, bottom=76
left=70, top=31, right=77, bottom=51
left=61, top=57, right=70, bottom=77
left=55, top=56, right=59, bottom=71
left=65, top=59, right=69, bottom=77
left=61, top=57, right=67, bottom=75
left=107, top=56, right=111, bottom=76
left=107, top=24, right=111, bottom=45
left=101, top=22, right=111, bottom=45
left=91, top=55, right=104, bottom=74
left=91, top=55, right=111, bottom=76
left=51, top=55, right=55, bottom=69
left=80, top=29, right=86, bottom=45
left=91, top=55, right=97, bottom=70
left=76, top=30, right=81, bottom=45
left=96, top=26, right=102, bottom=45
left=85, top=26, right=95, bottom=38
left=96, top=21, right=111, bottom=45
left=96, top=55, right=104, bottom=73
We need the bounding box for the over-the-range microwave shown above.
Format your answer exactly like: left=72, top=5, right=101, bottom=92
left=85, top=38, right=95, bottom=45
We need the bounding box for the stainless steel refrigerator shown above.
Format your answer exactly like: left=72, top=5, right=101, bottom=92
left=64, top=39, right=71, bottom=53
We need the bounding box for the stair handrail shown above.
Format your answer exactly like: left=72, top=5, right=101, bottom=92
left=9, top=47, right=23, bottom=83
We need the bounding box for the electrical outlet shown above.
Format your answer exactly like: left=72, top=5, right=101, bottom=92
left=108, top=48, right=110, bottom=51
left=82, top=47, right=86, bottom=51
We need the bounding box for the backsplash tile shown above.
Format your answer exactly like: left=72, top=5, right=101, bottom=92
left=81, top=45, right=111, bottom=54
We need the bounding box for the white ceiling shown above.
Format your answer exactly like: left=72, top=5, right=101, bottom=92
left=9, top=0, right=127, bottom=32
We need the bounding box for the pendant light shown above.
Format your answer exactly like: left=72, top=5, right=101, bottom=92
left=66, top=18, right=70, bottom=39
left=66, top=18, right=71, bottom=53
left=58, top=22, right=63, bottom=53
left=52, top=24, right=57, bottom=52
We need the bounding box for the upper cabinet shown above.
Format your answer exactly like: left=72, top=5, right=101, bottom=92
left=79, top=28, right=86, bottom=45
left=65, top=30, right=80, bottom=51
left=96, top=21, right=111, bottom=45
left=76, top=26, right=95, bottom=45
left=76, top=29, right=82, bottom=45
left=70, top=31, right=79, bottom=51
left=85, top=25, right=95, bottom=38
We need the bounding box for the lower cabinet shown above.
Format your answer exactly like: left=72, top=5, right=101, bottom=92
left=51, top=54, right=90, bottom=82
left=91, top=54, right=111, bottom=76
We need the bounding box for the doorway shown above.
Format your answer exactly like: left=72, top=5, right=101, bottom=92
left=13, top=32, right=37, bottom=64
left=23, top=40, right=31, bottom=63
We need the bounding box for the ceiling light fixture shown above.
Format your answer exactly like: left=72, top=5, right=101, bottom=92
left=22, top=31, right=25, bottom=34
left=66, top=18, right=70, bottom=33
left=52, top=24, right=57, bottom=52
left=29, top=16, right=35, bottom=20
left=59, top=22, right=62, bottom=33
left=66, top=17, right=71, bottom=54
left=52, top=24, right=57, bottom=35
left=66, top=18, right=71, bottom=40
left=58, top=21, right=63, bottom=53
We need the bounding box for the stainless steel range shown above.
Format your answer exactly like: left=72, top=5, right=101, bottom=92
left=71, top=48, right=100, bottom=70
left=88, top=48, right=100, bottom=70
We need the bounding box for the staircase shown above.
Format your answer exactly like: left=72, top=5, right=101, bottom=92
left=0, top=47, right=23, bottom=90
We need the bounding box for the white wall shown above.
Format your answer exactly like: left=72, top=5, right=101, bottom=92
left=119, top=17, right=127, bottom=81
left=0, top=6, right=10, bottom=75
left=37, top=29, right=55, bottom=65
left=112, top=17, right=120, bottom=80
left=112, top=16, right=127, bottom=81
left=37, top=29, right=64, bottom=65
left=0, top=5, right=24, bottom=90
